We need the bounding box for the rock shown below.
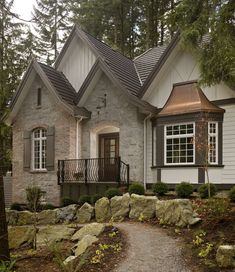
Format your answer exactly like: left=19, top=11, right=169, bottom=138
left=95, top=197, right=111, bottom=222
left=216, top=245, right=235, bottom=268
left=76, top=203, right=94, bottom=223
left=56, top=204, right=79, bottom=223
left=63, top=255, right=79, bottom=267
left=155, top=199, right=201, bottom=228
left=37, top=225, right=76, bottom=245
left=37, top=209, right=58, bottom=225
left=71, top=223, right=105, bottom=241
left=6, top=210, right=19, bottom=225
left=17, top=211, right=35, bottom=225
left=8, top=226, right=35, bottom=249
left=129, top=194, right=158, bottom=220
left=111, top=193, right=130, bottom=221
left=74, top=235, right=98, bottom=256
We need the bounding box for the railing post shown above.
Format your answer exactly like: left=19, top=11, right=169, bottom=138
left=127, top=164, right=130, bottom=187
left=85, top=159, right=88, bottom=185
left=57, top=160, right=60, bottom=185
left=116, top=156, right=121, bottom=185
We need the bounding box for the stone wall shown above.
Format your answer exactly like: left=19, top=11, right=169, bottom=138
left=12, top=75, right=76, bottom=205
left=81, top=73, right=145, bottom=182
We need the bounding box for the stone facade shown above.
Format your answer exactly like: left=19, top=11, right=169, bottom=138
left=12, top=75, right=76, bottom=205
left=81, top=73, right=144, bottom=182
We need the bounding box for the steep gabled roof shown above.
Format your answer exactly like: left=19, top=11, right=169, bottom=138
left=134, top=45, right=167, bottom=83
left=39, top=62, right=77, bottom=106
left=83, top=30, right=142, bottom=96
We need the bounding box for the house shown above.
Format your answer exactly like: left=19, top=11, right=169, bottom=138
left=5, top=25, right=235, bottom=205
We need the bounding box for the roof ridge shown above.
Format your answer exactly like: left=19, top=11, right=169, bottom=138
left=133, top=48, right=153, bottom=61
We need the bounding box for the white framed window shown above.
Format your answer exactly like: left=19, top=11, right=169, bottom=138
left=165, top=123, right=195, bottom=165
left=208, top=122, right=218, bottom=164
left=32, top=128, right=47, bottom=170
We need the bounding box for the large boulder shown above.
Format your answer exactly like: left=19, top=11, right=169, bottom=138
left=74, top=234, right=98, bottom=256
left=111, top=193, right=130, bottom=221
left=71, top=222, right=105, bottom=241
left=216, top=245, right=235, bottom=268
left=155, top=199, right=201, bottom=228
left=6, top=210, right=19, bottom=225
left=95, top=197, right=111, bottom=222
left=37, top=209, right=58, bottom=225
left=37, top=225, right=76, bottom=246
left=56, top=204, right=79, bottom=223
left=129, top=194, right=158, bottom=220
left=76, top=203, right=94, bottom=224
left=17, top=211, right=35, bottom=225
left=8, top=226, right=35, bottom=249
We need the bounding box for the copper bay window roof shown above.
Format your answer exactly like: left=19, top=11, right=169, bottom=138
left=158, top=81, right=225, bottom=117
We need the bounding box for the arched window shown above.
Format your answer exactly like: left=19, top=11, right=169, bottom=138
left=32, top=128, right=47, bottom=170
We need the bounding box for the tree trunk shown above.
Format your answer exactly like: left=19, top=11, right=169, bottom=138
left=0, top=172, right=10, bottom=261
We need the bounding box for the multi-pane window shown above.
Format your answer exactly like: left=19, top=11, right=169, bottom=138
left=165, top=123, right=195, bottom=164
left=32, top=128, right=47, bottom=170
left=208, top=122, right=218, bottom=164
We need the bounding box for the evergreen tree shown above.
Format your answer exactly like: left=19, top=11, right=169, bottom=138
left=167, top=0, right=235, bottom=87
left=32, top=0, right=72, bottom=65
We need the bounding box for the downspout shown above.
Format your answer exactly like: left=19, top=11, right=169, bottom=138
left=76, top=117, right=83, bottom=159
left=144, top=113, right=152, bottom=190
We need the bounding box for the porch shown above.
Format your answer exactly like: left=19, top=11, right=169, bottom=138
left=57, top=157, right=130, bottom=186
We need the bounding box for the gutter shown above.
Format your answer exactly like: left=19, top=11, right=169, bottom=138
left=76, top=117, right=83, bottom=159
left=144, top=113, right=152, bottom=189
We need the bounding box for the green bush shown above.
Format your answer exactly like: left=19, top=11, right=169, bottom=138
left=26, top=186, right=43, bottom=211
left=105, top=188, right=122, bottom=199
left=229, top=186, right=235, bottom=202
left=206, top=198, right=230, bottom=217
left=176, top=182, right=193, bottom=198
left=198, top=183, right=217, bottom=198
left=41, top=203, right=56, bottom=210
left=92, top=194, right=103, bottom=204
left=61, top=197, right=77, bottom=207
left=152, top=182, right=169, bottom=196
left=10, top=202, right=22, bottom=211
left=78, top=195, right=92, bottom=205
left=128, top=182, right=145, bottom=195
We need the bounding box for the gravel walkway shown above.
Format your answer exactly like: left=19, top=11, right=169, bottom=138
left=114, top=222, right=191, bottom=272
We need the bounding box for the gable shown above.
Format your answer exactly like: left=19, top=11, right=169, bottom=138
left=57, top=34, right=97, bottom=93
left=143, top=50, right=235, bottom=108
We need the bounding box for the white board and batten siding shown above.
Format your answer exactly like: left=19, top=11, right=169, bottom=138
left=144, top=49, right=235, bottom=185
left=58, top=35, right=97, bottom=93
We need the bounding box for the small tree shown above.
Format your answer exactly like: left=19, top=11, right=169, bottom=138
left=26, top=186, right=43, bottom=250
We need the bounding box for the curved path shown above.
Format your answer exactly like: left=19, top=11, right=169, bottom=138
left=114, top=222, right=191, bottom=272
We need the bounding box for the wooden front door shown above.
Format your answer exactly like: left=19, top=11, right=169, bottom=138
left=99, top=133, right=119, bottom=181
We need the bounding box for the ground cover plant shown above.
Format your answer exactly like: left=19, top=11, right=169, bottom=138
left=8, top=225, right=126, bottom=272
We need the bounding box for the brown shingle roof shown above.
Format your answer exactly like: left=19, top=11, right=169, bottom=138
left=158, top=81, right=225, bottom=117
left=134, top=45, right=167, bottom=83
left=81, top=31, right=142, bottom=96
left=39, top=62, right=76, bottom=106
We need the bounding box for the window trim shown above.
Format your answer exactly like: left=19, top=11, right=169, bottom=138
left=208, top=121, right=218, bottom=165
left=164, top=122, right=195, bottom=166
left=32, top=128, right=47, bottom=171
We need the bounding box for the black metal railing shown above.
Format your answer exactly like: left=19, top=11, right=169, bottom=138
left=57, top=157, right=129, bottom=186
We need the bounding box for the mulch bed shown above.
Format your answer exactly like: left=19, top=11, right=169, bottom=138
left=156, top=199, right=235, bottom=272
left=12, top=225, right=126, bottom=272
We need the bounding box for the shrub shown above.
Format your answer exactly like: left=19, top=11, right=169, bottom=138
left=61, top=197, right=77, bottom=207
left=198, top=183, right=217, bottom=198
left=92, top=194, right=103, bottom=204
left=78, top=195, right=92, bottom=205
left=206, top=198, right=230, bottom=217
left=176, top=182, right=193, bottom=198
left=229, top=186, right=235, bottom=202
left=152, top=182, right=169, bottom=196
left=10, top=202, right=22, bottom=211
left=128, top=182, right=145, bottom=195
left=41, top=203, right=56, bottom=210
left=105, top=188, right=122, bottom=199
left=26, top=186, right=43, bottom=211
